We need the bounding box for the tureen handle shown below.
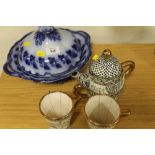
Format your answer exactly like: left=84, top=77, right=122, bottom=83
left=121, top=60, right=135, bottom=76
left=3, top=63, right=30, bottom=80
left=3, top=63, right=21, bottom=77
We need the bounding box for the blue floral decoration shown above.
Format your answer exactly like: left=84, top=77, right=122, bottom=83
left=34, top=27, right=61, bottom=46
left=34, top=32, right=46, bottom=46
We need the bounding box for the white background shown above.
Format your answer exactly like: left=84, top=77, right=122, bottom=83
left=0, top=0, right=155, bottom=155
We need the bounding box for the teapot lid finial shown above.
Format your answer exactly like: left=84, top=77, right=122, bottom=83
left=102, top=49, right=112, bottom=59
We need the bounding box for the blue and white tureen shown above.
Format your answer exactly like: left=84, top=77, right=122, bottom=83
left=3, top=26, right=91, bottom=83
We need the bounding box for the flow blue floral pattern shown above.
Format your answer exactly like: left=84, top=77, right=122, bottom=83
left=3, top=28, right=91, bottom=83
left=34, top=28, right=61, bottom=46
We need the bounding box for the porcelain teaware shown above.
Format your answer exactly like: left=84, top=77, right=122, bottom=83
left=39, top=91, right=74, bottom=129
left=3, top=26, right=91, bottom=83
left=72, top=49, right=135, bottom=99
left=85, top=95, right=131, bottom=129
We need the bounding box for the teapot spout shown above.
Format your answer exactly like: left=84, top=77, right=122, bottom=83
left=72, top=71, right=90, bottom=88
left=72, top=71, right=88, bottom=79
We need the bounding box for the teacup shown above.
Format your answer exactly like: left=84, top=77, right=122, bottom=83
left=85, top=95, right=130, bottom=129
left=39, top=91, right=75, bottom=129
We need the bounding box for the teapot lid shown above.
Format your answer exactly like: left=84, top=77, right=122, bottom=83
left=89, top=49, right=123, bottom=80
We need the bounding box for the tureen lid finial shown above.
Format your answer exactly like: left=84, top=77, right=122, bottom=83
left=102, top=49, right=112, bottom=59
left=38, top=26, right=55, bottom=33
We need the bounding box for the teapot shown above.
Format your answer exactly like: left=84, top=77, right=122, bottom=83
left=72, top=49, right=135, bottom=99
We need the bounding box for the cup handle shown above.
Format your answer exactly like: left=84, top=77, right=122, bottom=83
left=121, top=60, right=135, bottom=76
left=72, top=98, right=82, bottom=109
left=73, top=84, right=89, bottom=99
left=120, top=109, right=131, bottom=117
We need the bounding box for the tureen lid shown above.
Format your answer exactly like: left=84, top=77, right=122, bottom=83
left=19, top=26, right=80, bottom=58
left=3, top=26, right=92, bottom=83
left=89, top=49, right=123, bottom=80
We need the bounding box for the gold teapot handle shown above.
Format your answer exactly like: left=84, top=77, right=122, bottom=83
left=73, top=84, right=89, bottom=99
left=121, top=60, right=135, bottom=76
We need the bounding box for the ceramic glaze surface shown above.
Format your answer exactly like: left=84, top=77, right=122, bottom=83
left=40, top=92, right=73, bottom=129
left=72, top=49, right=135, bottom=98
left=74, top=72, right=124, bottom=97
left=3, top=26, right=92, bottom=83
left=41, top=92, right=73, bottom=118
left=89, top=54, right=123, bottom=84
left=85, top=95, right=120, bottom=129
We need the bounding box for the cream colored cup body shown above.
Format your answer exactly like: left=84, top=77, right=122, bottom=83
left=85, top=95, right=121, bottom=129
left=39, top=92, right=73, bottom=129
